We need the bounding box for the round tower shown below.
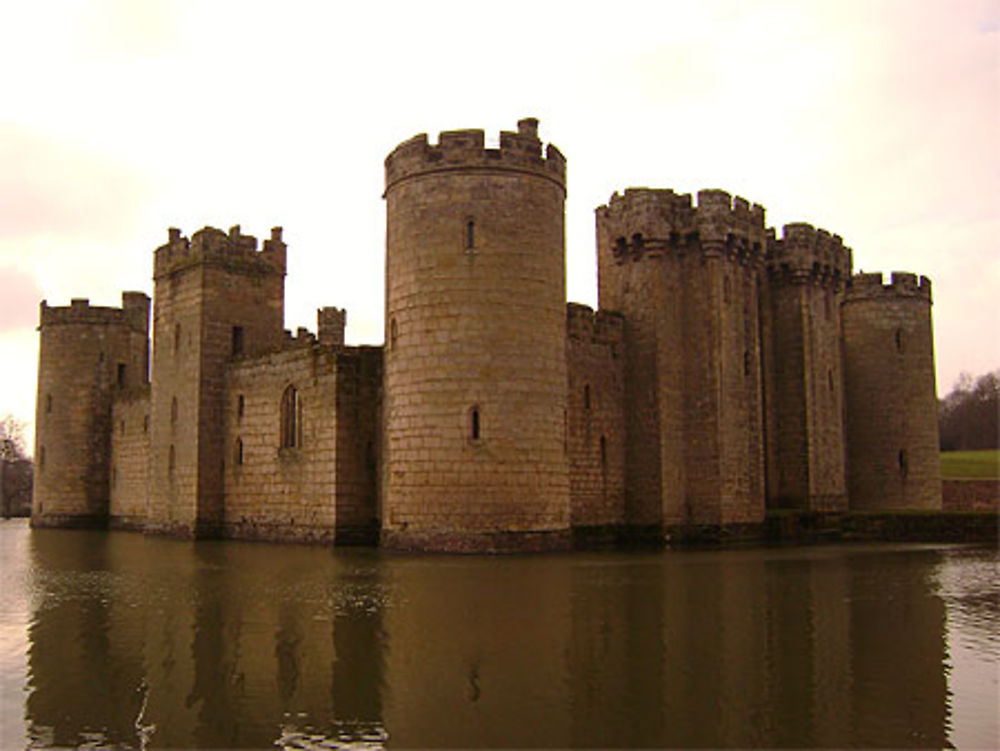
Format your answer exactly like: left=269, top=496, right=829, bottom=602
left=32, top=294, right=150, bottom=527
left=842, top=272, right=941, bottom=509
left=382, top=118, right=570, bottom=551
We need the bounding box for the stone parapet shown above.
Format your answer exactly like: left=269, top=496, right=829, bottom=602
left=40, top=292, right=150, bottom=334
left=766, top=222, right=853, bottom=289
left=154, top=225, right=286, bottom=279
left=384, top=118, right=566, bottom=194
left=566, top=303, right=624, bottom=346
left=845, top=271, right=932, bottom=303
left=598, top=188, right=767, bottom=266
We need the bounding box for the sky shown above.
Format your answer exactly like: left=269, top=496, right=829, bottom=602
left=1, top=0, right=997, bottom=454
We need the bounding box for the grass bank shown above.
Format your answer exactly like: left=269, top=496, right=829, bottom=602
left=940, top=449, right=1000, bottom=479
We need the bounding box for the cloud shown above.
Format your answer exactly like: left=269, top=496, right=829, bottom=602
left=0, top=267, right=43, bottom=333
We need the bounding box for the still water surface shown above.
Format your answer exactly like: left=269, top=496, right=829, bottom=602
left=0, top=519, right=996, bottom=749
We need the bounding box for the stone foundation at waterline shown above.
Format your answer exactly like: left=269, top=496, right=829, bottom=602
left=31, top=119, right=943, bottom=551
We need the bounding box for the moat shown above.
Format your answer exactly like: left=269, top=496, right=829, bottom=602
left=1, top=519, right=996, bottom=749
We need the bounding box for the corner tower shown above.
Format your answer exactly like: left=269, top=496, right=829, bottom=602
left=32, top=293, right=150, bottom=527
left=147, top=225, right=285, bottom=537
left=382, top=118, right=570, bottom=551
left=842, top=272, right=941, bottom=509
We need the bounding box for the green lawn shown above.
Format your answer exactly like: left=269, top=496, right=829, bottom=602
left=940, top=449, right=1000, bottom=479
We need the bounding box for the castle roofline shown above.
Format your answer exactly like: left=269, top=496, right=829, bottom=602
left=844, top=271, right=933, bottom=303
left=766, top=222, right=853, bottom=289
left=39, top=292, right=149, bottom=333
left=384, top=118, right=566, bottom=195
left=154, top=224, right=286, bottom=279
left=598, top=187, right=767, bottom=265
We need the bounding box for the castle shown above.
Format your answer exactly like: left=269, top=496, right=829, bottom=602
left=31, top=119, right=942, bottom=551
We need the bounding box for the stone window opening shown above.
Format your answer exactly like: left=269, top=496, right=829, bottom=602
left=38, top=446, right=45, bottom=471
left=117, top=363, right=126, bottom=387
left=895, top=328, right=905, bottom=353
left=281, top=385, right=302, bottom=449
left=232, top=326, right=245, bottom=356
left=898, top=448, right=908, bottom=478
left=119, top=419, right=125, bottom=437
left=584, top=384, right=591, bottom=411
left=469, top=405, right=482, bottom=443
left=237, top=394, right=245, bottom=420
left=390, top=317, right=398, bottom=350
left=168, top=444, right=175, bottom=476
left=143, top=415, right=149, bottom=433
left=235, top=438, right=244, bottom=466
left=466, top=218, right=476, bottom=250
left=743, top=350, right=751, bottom=377
left=45, top=394, right=52, bottom=413
left=174, top=323, right=181, bottom=354
left=600, top=435, right=607, bottom=469
left=828, top=369, right=834, bottom=392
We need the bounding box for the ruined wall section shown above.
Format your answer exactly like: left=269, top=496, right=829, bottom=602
left=109, top=386, right=150, bottom=529
left=842, top=273, right=941, bottom=509
left=764, top=224, right=852, bottom=511
left=566, top=304, right=625, bottom=532
left=32, top=293, right=150, bottom=528
left=596, top=189, right=767, bottom=531
left=383, top=118, right=570, bottom=551
left=148, top=225, right=285, bottom=538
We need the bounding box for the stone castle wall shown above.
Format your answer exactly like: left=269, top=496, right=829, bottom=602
left=843, top=273, right=941, bottom=509
left=109, top=386, right=150, bottom=529
left=382, top=119, right=571, bottom=552
left=763, top=223, right=851, bottom=512
left=147, top=226, right=286, bottom=538
left=33, top=293, right=149, bottom=528
left=31, top=117, right=943, bottom=548
left=566, top=304, right=626, bottom=531
left=596, top=188, right=768, bottom=530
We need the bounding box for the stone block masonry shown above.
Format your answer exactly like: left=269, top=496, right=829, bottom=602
left=31, top=118, right=943, bottom=549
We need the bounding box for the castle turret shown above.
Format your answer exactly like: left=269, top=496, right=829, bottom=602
left=147, top=225, right=286, bottom=537
left=596, top=188, right=767, bottom=532
left=763, top=223, right=852, bottom=511
left=842, top=272, right=941, bottom=509
left=32, top=293, right=150, bottom=527
left=382, top=118, right=570, bottom=551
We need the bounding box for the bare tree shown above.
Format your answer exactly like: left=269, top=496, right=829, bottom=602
left=1, top=415, right=32, bottom=518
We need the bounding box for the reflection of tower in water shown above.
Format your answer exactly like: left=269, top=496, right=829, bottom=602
left=22, top=535, right=953, bottom=748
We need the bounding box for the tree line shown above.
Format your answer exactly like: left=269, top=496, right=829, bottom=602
left=939, top=370, right=999, bottom=451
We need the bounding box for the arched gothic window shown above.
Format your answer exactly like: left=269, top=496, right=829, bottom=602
left=281, top=385, right=302, bottom=448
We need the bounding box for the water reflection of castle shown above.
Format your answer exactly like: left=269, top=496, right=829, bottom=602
left=26, top=531, right=951, bottom=748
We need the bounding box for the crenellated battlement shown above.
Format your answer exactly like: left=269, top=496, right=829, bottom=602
left=845, top=271, right=933, bottom=303
left=597, top=188, right=767, bottom=266
left=153, top=225, right=287, bottom=279
left=384, top=118, right=566, bottom=193
left=766, top=222, right=853, bottom=289
left=40, top=292, right=150, bottom=333
left=567, top=303, right=625, bottom=345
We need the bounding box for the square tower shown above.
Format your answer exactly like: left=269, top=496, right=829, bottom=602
left=147, top=226, right=286, bottom=537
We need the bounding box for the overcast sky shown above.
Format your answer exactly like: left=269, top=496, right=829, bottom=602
left=1, top=0, right=997, bottom=453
